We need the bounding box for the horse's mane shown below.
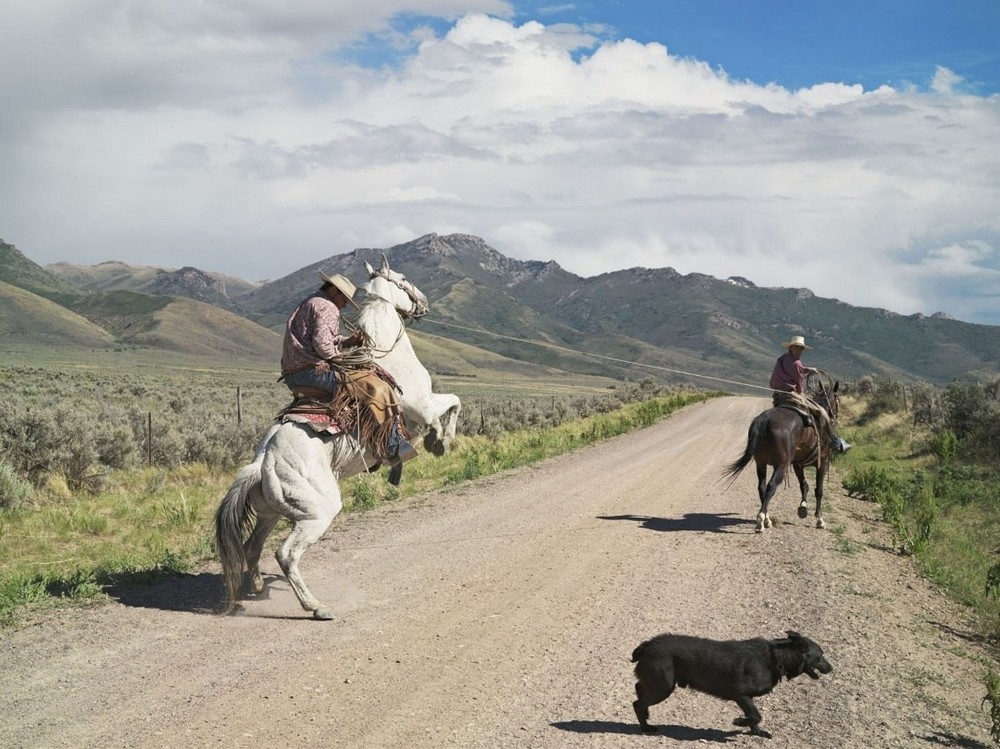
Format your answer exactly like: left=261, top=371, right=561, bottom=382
left=354, top=284, right=408, bottom=352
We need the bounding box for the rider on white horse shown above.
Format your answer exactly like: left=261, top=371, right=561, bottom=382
left=280, top=271, right=416, bottom=467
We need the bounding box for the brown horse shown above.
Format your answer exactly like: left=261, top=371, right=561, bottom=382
left=723, top=377, right=840, bottom=532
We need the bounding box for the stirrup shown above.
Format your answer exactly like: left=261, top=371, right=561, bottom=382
left=830, top=437, right=851, bottom=454
left=386, top=440, right=418, bottom=467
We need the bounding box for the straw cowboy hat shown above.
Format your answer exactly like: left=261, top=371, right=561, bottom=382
left=781, top=335, right=811, bottom=350
left=320, top=272, right=360, bottom=308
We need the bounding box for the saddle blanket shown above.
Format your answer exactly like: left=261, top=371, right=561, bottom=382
left=281, top=412, right=346, bottom=435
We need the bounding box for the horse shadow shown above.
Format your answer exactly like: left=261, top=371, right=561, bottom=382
left=597, top=513, right=750, bottom=534
left=551, top=719, right=738, bottom=742
left=104, top=570, right=223, bottom=615
left=107, top=572, right=318, bottom=620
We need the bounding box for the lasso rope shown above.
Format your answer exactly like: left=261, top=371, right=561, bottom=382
left=419, top=317, right=777, bottom=394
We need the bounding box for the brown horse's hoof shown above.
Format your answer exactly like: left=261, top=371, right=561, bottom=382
left=797, top=504, right=808, bottom=519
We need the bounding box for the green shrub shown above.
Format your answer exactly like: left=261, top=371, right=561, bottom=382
left=842, top=465, right=899, bottom=501
left=943, top=379, right=1000, bottom=464
left=0, top=460, right=32, bottom=511
left=879, top=488, right=913, bottom=553
left=856, top=375, right=908, bottom=423
left=930, top=429, right=958, bottom=465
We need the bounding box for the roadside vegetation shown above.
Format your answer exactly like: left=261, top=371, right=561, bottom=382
left=834, top=373, right=1000, bottom=742
left=4, top=360, right=998, bottom=740
left=0, top=361, right=714, bottom=626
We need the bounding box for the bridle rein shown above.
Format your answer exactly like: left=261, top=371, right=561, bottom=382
left=355, top=269, right=429, bottom=358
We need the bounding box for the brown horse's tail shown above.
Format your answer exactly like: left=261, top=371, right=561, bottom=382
left=214, top=461, right=260, bottom=615
left=721, top=411, right=769, bottom=487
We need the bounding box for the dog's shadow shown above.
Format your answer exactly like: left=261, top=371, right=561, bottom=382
left=551, top=720, right=739, bottom=742
left=922, top=730, right=992, bottom=749
left=597, top=513, right=749, bottom=534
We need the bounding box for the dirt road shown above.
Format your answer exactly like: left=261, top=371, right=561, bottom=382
left=1, top=397, right=994, bottom=748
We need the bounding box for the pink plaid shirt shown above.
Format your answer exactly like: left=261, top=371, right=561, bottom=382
left=281, top=292, right=352, bottom=374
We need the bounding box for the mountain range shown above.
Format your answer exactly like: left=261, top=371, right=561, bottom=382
left=2, top=234, right=996, bottom=389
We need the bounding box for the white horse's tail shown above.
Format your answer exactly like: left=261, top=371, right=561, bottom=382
left=214, top=459, right=261, bottom=615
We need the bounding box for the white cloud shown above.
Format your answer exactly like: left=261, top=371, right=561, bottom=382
left=0, top=8, right=997, bottom=324
left=931, top=66, right=963, bottom=95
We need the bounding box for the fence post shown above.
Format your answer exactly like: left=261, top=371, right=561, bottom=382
left=147, top=412, right=152, bottom=467
left=237, top=386, right=243, bottom=426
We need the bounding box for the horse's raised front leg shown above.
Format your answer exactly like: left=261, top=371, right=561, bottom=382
left=441, top=400, right=461, bottom=445
left=423, top=423, right=445, bottom=457
left=420, top=396, right=462, bottom=456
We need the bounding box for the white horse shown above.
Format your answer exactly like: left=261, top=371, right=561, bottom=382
left=214, top=255, right=461, bottom=620
left=358, top=256, right=462, bottom=456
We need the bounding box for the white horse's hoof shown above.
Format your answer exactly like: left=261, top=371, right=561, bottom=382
left=313, top=607, right=334, bottom=621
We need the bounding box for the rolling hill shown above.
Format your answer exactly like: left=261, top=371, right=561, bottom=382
left=4, top=234, right=998, bottom=387
left=0, top=279, right=115, bottom=350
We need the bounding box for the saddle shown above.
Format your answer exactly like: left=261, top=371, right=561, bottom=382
left=772, top=392, right=815, bottom=428
left=280, top=365, right=409, bottom=459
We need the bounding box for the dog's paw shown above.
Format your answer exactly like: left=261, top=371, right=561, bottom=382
left=639, top=724, right=659, bottom=735
left=734, top=719, right=772, bottom=739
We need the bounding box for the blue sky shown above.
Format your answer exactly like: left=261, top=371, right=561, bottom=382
left=0, top=1, right=997, bottom=325
left=518, top=1, right=1000, bottom=94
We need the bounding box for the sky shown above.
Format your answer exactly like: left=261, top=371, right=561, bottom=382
left=1, top=1, right=998, bottom=326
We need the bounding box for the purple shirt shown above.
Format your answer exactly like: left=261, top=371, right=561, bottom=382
left=770, top=352, right=806, bottom=393
left=281, top=292, right=352, bottom=374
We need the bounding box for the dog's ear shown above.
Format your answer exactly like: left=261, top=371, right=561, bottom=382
left=786, top=631, right=805, bottom=647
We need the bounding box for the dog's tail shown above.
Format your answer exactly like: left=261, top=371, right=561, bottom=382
left=721, top=411, right=768, bottom=487
left=631, top=641, right=649, bottom=663
left=631, top=636, right=666, bottom=664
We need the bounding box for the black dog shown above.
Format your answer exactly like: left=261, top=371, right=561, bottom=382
left=631, top=630, right=832, bottom=738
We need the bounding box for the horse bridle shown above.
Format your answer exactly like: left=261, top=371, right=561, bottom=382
left=355, top=269, right=429, bottom=358
left=369, top=268, right=429, bottom=320
left=809, top=371, right=839, bottom=424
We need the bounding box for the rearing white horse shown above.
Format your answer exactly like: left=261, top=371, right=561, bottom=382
left=214, top=255, right=461, bottom=620
left=358, top=256, right=461, bottom=456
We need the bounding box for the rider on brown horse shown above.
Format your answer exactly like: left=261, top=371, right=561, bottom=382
left=770, top=335, right=851, bottom=454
